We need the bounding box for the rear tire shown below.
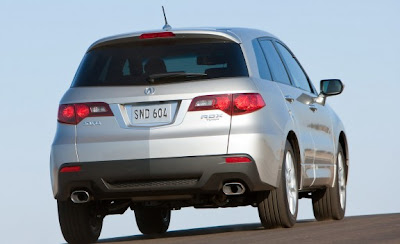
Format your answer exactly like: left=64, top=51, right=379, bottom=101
left=312, top=144, right=346, bottom=220
left=257, top=141, right=298, bottom=228
left=134, top=207, right=171, bottom=235
left=57, top=200, right=103, bottom=244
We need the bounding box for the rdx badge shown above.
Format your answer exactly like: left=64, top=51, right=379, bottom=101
left=201, top=114, right=223, bottom=121
left=83, top=121, right=102, bottom=126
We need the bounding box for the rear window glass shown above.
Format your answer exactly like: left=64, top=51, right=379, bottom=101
left=71, top=37, right=248, bottom=87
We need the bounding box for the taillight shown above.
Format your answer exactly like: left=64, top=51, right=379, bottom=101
left=188, top=94, right=231, bottom=114
left=75, top=104, right=90, bottom=120
left=58, top=104, right=76, bottom=124
left=188, top=93, right=265, bottom=116
left=233, top=93, right=266, bottom=115
left=57, top=102, right=113, bottom=125
left=140, top=32, right=175, bottom=39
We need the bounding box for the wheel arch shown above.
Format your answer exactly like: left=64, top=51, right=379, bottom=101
left=338, top=131, right=349, bottom=180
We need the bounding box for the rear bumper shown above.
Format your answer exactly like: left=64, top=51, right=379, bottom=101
left=55, top=154, right=273, bottom=201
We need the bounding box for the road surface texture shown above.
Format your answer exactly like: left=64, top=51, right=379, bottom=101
left=98, top=213, right=400, bottom=244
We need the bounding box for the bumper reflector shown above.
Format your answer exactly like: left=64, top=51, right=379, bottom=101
left=225, top=157, right=252, bottom=163
left=60, top=166, right=81, bottom=173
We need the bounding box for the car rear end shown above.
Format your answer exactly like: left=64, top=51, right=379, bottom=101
left=51, top=30, right=272, bottom=206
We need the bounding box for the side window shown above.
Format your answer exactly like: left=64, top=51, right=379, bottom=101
left=275, top=43, right=312, bottom=93
left=252, top=39, right=272, bottom=80
left=259, top=40, right=291, bottom=85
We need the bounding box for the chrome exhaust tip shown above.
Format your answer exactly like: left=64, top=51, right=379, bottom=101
left=71, top=190, right=90, bottom=203
left=222, top=182, right=246, bottom=195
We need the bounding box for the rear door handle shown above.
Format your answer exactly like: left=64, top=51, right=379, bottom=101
left=285, top=95, right=294, bottom=103
left=309, top=104, right=317, bottom=112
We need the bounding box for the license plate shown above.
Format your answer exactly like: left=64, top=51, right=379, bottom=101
left=132, top=104, right=172, bottom=125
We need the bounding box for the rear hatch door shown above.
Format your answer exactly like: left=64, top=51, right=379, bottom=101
left=64, top=33, right=253, bottom=162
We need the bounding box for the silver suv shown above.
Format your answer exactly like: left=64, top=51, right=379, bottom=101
left=51, top=27, right=348, bottom=243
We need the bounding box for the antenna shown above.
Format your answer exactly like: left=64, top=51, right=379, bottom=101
left=162, top=6, right=172, bottom=31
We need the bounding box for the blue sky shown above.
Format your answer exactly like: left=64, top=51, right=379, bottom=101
left=1, top=1, right=399, bottom=243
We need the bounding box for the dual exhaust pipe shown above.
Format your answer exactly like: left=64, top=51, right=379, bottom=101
left=222, top=182, right=246, bottom=195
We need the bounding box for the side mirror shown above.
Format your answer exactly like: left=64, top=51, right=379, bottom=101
left=314, top=79, right=344, bottom=105
left=320, top=79, right=344, bottom=96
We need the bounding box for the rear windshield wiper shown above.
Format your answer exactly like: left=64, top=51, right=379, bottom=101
left=147, top=72, right=207, bottom=83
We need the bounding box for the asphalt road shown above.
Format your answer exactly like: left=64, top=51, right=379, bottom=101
left=97, top=213, right=400, bottom=244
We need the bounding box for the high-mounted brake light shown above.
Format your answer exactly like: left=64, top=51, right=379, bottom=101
left=58, top=102, right=113, bottom=125
left=225, top=157, right=252, bottom=163
left=140, top=32, right=175, bottom=39
left=188, top=93, right=265, bottom=116
left=60, top=166, right=81, bottom=173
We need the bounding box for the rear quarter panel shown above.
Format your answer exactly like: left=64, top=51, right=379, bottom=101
left=228, top=77, right=293, bottom=188
left=50, top=123, right=78, bottom=197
